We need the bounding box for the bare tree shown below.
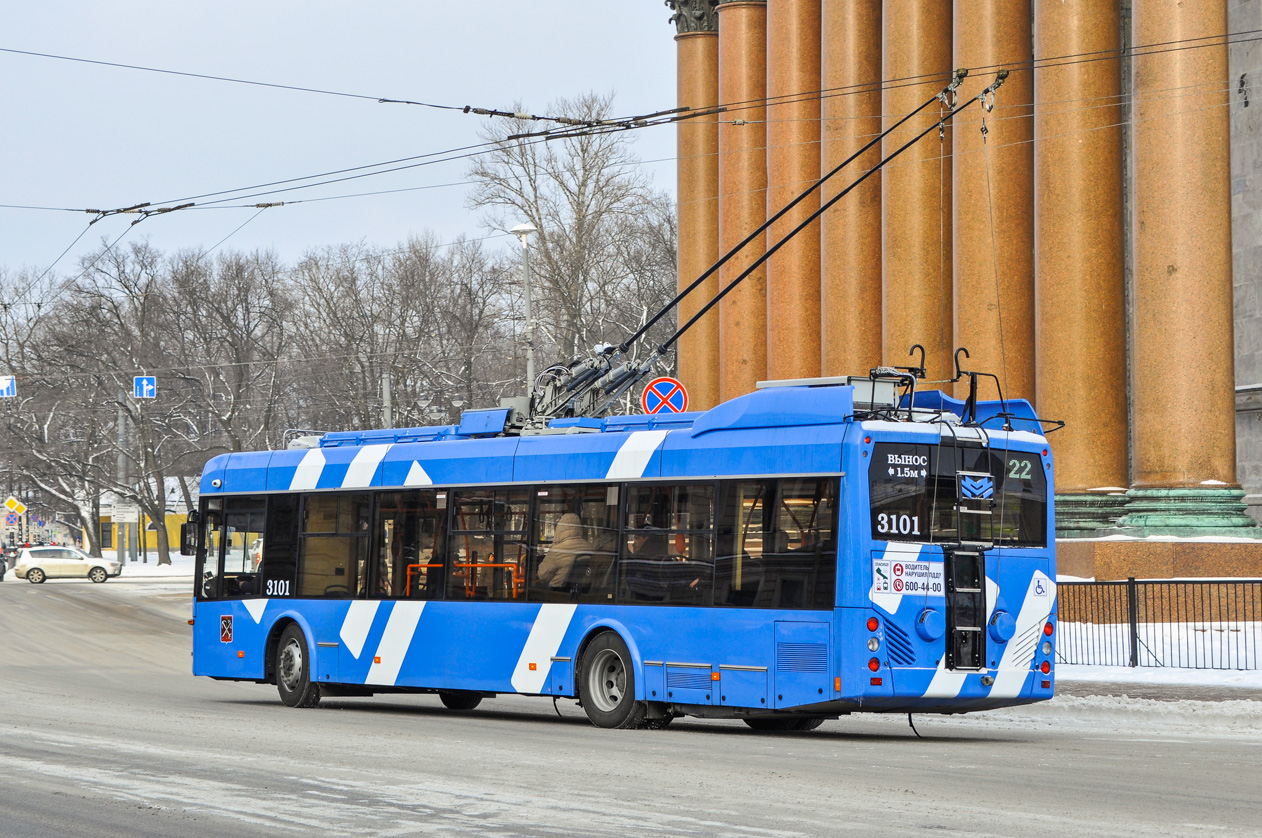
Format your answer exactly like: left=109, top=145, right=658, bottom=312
left=467, top=92, right=662, bottom=364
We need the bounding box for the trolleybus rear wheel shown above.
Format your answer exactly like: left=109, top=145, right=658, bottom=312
left=276, top=624, right=321, bottom=708
left=743, top=716, right=824, bottom=732
left=438, top=690, right=483, bottom=711
left=580, top=632, right=645, bottom=729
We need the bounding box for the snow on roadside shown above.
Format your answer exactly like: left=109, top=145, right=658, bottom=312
left=1058, top=663, right=1262, bottom=690
left=943, top=693, right=1262, bottom=736
left=106, top=551, right=196, bottom=577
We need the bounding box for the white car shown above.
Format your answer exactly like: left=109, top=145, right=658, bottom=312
left=14, top=546, right=121, bottom=584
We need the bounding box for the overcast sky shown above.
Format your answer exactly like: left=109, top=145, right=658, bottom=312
left=1, top=2, right=678, bottom=274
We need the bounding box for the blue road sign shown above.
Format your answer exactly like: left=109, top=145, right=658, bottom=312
left=641, top=377, right=689, bottom=415
left=0, top=375, right=14, bottom=398
left=134, top=376, right=157, bottom=399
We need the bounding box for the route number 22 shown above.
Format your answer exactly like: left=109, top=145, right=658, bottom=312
left=1008, top=459, right=1033, bottom=480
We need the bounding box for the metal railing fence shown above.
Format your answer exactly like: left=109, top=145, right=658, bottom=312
left=1056, top=578, right=1262, bottom=670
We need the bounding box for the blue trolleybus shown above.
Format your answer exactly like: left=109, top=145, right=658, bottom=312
left=188, top=375, right=1057, bottom=730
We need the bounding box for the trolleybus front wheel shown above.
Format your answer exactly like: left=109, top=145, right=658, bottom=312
left=438, top=690, right=483, bottom=711
left=743, top=716, right=824, bottom=732
left=276, top=624, right=321, bottom=708
left=579, top=631, right=646, bottom=729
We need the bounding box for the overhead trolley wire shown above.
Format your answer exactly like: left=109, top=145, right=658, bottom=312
left=6, top=29, right=1254, bottom=223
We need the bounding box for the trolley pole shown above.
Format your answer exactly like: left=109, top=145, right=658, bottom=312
left=511, top=222, right=538, bottom=396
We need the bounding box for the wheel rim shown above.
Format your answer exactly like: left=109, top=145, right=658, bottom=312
left=586, top=648, right=626, bottom=713
left=278, top=638, right=304, bottom=691
left=29, top=570, right=43, bottom=583
left=90, top=569, right=105, bottom=582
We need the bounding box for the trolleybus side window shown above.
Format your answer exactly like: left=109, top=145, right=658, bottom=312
left=297, top=493, right=370, bottom=598
left=529, top=483, right=619, bottom=603
left=619, top=483, right=714, bottom=606
left=715, top=478, right=837, bottom=610
left=449, top=489, right=529, bottom=600
left=259, top=494, right=299, bottom=598
left=373, top=490, right=447, bottom=600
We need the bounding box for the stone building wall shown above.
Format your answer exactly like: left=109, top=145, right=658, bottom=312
left=1231, top=0, right=1262, bottom=521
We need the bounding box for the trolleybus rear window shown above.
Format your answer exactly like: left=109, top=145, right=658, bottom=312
left=868, top=443, right=1047, bottom=547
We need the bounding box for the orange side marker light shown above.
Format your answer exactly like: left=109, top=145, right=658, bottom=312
left=711, top=671, right=720, bottom=681
left=529, top=662, right=537, bottom=671
left=835, top=676, right=841, bottom=692
left=237, top=651, right=244, bottom=658
left=373, top=656, right=382, bottom=664
left=187, top=619, right=195, bottom=626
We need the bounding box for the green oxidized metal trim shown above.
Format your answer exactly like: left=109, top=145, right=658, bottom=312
left=1055, top=492, right=1129, bottom=539
left=666, top=0, right=719, bottom=34
left=1105, top=487, right=1262, bottom=538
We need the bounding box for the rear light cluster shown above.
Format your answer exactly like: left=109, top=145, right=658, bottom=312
left=1038, top=621, right=1055, bottom=686
left=867, top=616, right=881, bottom=673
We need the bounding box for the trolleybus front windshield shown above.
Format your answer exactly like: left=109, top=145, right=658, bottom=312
left=867, top=442, right=1047, bottom=547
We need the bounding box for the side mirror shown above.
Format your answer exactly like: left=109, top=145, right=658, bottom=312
left=179, top=523, right=197, bottom=557
left=187, top=509, right=201, bottom=526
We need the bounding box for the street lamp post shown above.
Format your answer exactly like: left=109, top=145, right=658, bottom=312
left=510, top=222, right=538, bottom=397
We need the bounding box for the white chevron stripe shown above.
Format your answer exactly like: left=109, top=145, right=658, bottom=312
left=339, top=600, right=380, bottom=659
left=243, top=599, right=268, bottom=624
left=289, top=449, right=326, bottom=491
left=404, top=460, right=433, bottom=487
left=510, top=604, right=578, bottom=694
left=923, top=576, right=1000, bottom=698
left=989, top=572, right=1055, bottom=699
left=364, top=601, right=425, bottom=686
left=343, top=444, right=391, bottom=488
left=605, top=430, right=669, bottom=480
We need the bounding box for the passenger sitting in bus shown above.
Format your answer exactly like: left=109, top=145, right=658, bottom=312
left=623, top=524, right=671, bottom=600
left=536, top=513, right=591, bottom=589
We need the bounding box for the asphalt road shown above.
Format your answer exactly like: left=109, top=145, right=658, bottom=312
left=1, top=578, right=1259, bottom=837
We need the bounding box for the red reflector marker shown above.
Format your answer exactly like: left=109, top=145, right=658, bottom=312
left=868, top=657, right=880, bottom=672
left=1040, top=661, right=1051, bottom=674
left=1041, top=680, right=1051, bottom=689
left=1043, top=622, right=1054, bottom=636
left=870, top=677, right=882, bottom=686
left=864, top=436, right=871, bottom=444
left=867, top=617, right=879, bottom=632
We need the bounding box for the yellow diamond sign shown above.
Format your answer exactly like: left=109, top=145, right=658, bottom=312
left=4, top=497, right=24, bottom=515
left=14, top=502, right=26, bottom=515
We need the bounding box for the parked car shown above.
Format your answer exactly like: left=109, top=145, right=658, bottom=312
left=13, top=547, right=121, bottom=584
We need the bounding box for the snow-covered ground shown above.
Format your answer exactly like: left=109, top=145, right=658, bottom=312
left=1058, top=663, right=1262, bottom=690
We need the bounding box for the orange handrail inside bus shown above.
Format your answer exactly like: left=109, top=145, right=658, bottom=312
left=405, top=562, right=444, bottom=594
left=453, top=561, right=523, bottom=598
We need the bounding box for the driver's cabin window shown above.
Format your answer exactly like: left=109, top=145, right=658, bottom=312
left=200, top=496, right=265, bottom=599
